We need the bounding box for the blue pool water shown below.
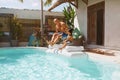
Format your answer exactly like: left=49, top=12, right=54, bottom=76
left=0, top=47, right=120, bottom=80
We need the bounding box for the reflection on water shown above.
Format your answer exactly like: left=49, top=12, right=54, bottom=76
left=0, top=48, right=45, bottom=64
left=0, top=48, right=120, bottom=80
left=68, top=53, right=120, bottom=80
left=69, top=54, right=102, bottom=79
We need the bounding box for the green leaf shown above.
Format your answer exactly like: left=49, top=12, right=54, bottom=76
left=19, top=0, right=23, bottom=3
left=44, top=0, right=52, bottom=6
left=62, top=4, right=76, bottom=29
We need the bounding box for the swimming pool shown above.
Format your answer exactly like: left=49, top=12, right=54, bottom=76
left=0, top=47, right=120, bottom=80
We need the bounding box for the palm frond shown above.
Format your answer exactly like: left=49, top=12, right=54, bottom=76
left=19, top=0, right=23, bottom=2
left=62, top=4, right=76, bottom=29
left=44, top=0, right=52, bottom=6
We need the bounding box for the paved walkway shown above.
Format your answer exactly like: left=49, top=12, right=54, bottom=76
left=49, top=44, right=120, bottom=64
left=85, top=48, right=120, bottom=64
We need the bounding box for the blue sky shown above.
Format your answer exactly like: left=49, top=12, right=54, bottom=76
left=0, top=0, right=68, bottom=12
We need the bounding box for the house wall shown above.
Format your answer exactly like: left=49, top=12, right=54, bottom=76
left=74, top=0, right=87, bottom=39
left=105, top=0, right=120, bottom=49
left=76, top=0, right=120, bottom=49
left=0, top=8, right=64, bottom=24
left=0, top=8, right=64, bottom=47
left=75, top=0, right=104, bottom=40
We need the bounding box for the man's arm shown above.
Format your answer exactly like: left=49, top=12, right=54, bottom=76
left=55, top=27, right=59, bottom=33
left=59, top=35, right=73, bottom=50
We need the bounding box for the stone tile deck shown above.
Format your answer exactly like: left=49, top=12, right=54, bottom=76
left=85, top=48, right=120, bottom=64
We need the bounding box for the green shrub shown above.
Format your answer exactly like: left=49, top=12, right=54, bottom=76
left=10, top=16, right=23, bottom=40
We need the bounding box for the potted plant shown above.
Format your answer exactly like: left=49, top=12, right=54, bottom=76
left=63, top=4, right=76, bottom=29
left=63, top=4, right=83, bottom=46
left=10, top=16, right=23, bottom=46
left=72, top=28, right=83, bottom=46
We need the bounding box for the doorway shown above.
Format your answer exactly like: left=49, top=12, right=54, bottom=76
left=87, top=1, right=104, bottom=45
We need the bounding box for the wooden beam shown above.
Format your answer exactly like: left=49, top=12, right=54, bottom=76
left=70, top=0, right=78, bottom=8
left=82, top=0, right=88, bottom=4
left=48, top=0, right=78, bottom=11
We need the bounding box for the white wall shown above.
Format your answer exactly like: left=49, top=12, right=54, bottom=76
left=105, top=0, right=120, bottom=48
left=0, top=8, right=64, bottom=24
left=75, top=0, right=87, bottom=39
left=75, top=0, right=104, bottom=39
left=0, top=8, right=41, bottom=19
left=76, top=0, right=120, bottom=49
left=75, top=0, right=104, bottom=40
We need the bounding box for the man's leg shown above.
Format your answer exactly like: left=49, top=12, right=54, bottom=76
left=52, top=35, right=61, bottom=45
left=47, top=33, right=60, bottom=46
left=50, top=33, right=59, bottom=42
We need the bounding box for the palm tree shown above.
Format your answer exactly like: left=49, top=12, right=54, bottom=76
left=18, top=0, right=44, bottom=46
left=18, top=0, right=43, bottom=32
left=44, top=0, right=52, bottom=6
left=63, top=4, right=76, bottom=29
left=19, top=0, right=23, bottom=2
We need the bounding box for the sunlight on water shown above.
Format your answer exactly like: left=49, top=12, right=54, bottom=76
left=0, top=48, right=120, bottom=80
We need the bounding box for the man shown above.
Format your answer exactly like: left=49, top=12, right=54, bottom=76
left=59, top=29, right=73, bottom=50
left=47, top=18, right=71, bottom=46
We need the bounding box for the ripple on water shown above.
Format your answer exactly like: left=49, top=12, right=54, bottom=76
left=0, top=48, right=120, bottom=80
